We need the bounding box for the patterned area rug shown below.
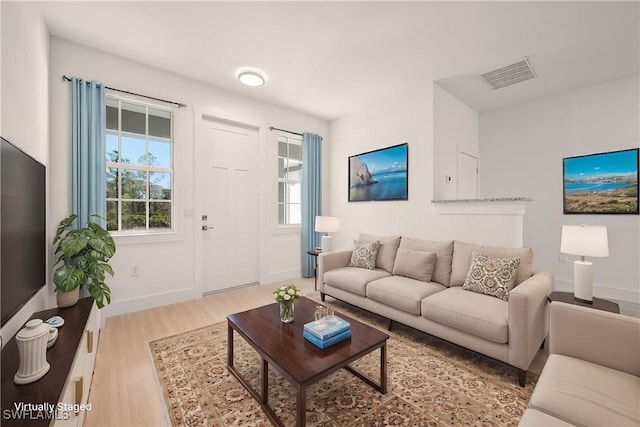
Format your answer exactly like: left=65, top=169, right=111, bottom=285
left=149, top=299, right=536, bottom=426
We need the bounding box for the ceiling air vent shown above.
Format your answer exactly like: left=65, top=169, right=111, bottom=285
left=480, top=57, right=537, bottom=90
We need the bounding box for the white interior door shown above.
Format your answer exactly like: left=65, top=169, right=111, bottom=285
left=457, top=150, right=479, bottom=199
left=196, top=117, right=259, bottom=294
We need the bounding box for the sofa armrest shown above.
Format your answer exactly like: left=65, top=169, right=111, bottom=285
left=550, top=301, right=640, bottom=376
left=317, top=250, right=352, bottom=293
left=507, top=271, right=554, bottom=370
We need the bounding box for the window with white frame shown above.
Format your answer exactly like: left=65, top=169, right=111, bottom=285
left=277, top=134, right=302, bottom=225
left=105, top=97, right=174, bottom=233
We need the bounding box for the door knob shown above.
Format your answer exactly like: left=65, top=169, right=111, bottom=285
left=202, top=225, right=213, bottom=231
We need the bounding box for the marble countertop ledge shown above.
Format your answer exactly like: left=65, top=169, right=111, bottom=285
left=431, top=197, right=533, bottom=203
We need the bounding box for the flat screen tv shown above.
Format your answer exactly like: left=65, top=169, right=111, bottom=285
left=349, top=143, right=408, bottom=202
left=1, top=137, right=47, bottom=326
left=563, top=148, right=639, bottom=214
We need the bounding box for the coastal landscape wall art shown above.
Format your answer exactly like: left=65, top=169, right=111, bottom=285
left=563, top=148, right=639, bottom=214
left=349, top=143, right=408, bottom=202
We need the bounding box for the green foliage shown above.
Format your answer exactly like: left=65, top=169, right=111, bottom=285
left=53, top=214, right=116, bottom=309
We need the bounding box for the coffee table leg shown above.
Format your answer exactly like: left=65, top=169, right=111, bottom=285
left=380, top=342, right=387, bottom=394
left=261, top=358, right=269, bottom=405
left=296, top=385, right=306, bottom=427
left=227, top=323, right=234, bottom=368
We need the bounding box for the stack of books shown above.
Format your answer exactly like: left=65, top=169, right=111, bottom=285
left=303, top=316, right=351, bottom=349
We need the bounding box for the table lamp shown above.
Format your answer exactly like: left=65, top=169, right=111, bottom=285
left=560, top=225, right=609, bottom=303
left=315, top=216, right=340, bottom=253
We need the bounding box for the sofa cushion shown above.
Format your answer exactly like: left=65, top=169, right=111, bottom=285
left=359, top=234, right=401, bottom=273
left=462, top=250, right=520, bottom=301
left=324, top=267, right=391, bottom=297
left=450, top=241, right=533, bottom=287
left=529, top=354, right=640, bottom=426
left=367, top=276, right=446, bottom=315
left=349, top=240, right=380, bottom=270
left=392, top=249, right=437, bottom=282
left=398, top=237, right=454, bottom=286
left=421, top=287, right=509, bottom=344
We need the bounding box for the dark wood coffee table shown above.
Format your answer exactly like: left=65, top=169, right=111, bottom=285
left=227, top=296, right=389, bottom=427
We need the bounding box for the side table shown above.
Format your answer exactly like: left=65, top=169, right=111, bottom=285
left=547, top=291, right=620, bottom=314
left=307, top=249, right=321, bottom=291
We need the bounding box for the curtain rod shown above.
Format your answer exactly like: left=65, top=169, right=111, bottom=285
left=62, top=75, right=186, bottom=108
left=269, top=126, right=303, bottom=137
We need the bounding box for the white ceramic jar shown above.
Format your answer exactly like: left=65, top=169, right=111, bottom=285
left=14, top=319, right=50, bottom=384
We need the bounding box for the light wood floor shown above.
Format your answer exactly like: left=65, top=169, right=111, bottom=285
left=84, top=278, right=316, bottom=426
left=83, top=277, right=558, bottom=426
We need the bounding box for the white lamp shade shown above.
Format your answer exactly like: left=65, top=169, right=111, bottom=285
left=560, top=225, right=609, bottom=258
left=315, top=216, right=340, bottom=233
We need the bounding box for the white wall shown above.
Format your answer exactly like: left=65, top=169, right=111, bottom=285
left=0, top=2, right=53, bottom=345
left=49, top=38, right=328, bottom=319
left=480, top=75, right=640, bottom=303
left=433, top=83, right=479, bottom=200
left=327, top=84, right=527, bottom=253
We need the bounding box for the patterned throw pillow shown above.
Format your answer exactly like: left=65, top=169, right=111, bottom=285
left=349, top=240, right=380, bottom=270
left=462, top=250, right=520, bottom=301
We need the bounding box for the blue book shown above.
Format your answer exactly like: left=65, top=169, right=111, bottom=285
left=303, top=329, right=351, bottom=349
left=303, top=316, right=351, bottom=340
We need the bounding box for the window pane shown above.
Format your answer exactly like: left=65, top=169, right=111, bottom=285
left=289, top=182, right=301, bottom=203
left=121, top=136, right=146, bottom=165
left=106, top=168, right=118, bottom=199
left=106, top=133, right=119, bottom=162
left=278, top=203, right=285, bottom=224
left=278, top=182, right=286, bottom=203
left=106, top=201, right=118, bottom=231
left=289, top=203, right=301, bottom=225
left=278, top=141, right=288, bottom=157
left=287, top=161, right=301, bottom=180
left=121, top=102, right=146, bottom=134
left=289, top=144, right=302, bottom=161
left=278, top=158, right=286, bottom=179
left=148, top=109, right=171, bottom=138
left=149, top=139, right=171, bottom=168
left=149, top=172, right=171, bottom=200
left=149, top=202, right=171, bottom=229
left=121, top=169, right=147, bottom=199
left=106, top=100, right=119, bottom=130
left=121, top=201, right=146, bottom=230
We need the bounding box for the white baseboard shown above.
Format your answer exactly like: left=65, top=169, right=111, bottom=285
left=554, top=278, right=640, bottom=304
left=100, top=287, right=199, bottom=327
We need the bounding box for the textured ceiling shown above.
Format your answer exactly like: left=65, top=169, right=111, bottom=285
left=38, top=1, right=639, bottom=121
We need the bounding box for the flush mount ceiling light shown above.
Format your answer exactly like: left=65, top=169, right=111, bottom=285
left=238, top=69, right=266, bottom=87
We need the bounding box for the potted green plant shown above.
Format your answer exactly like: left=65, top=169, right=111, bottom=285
left=53, top=214, right=115, bottom=308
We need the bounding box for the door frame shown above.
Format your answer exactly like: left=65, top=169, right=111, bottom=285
left=193, top=108, right=264, bottom=296
left=456, top=147, right=479, bottom=199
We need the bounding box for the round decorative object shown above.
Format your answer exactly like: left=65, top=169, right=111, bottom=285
left=57, top=286, right=80, bottom=308
left=14, top=319, right=50, bottom=384
left=279, top=301, right=294, bottom=323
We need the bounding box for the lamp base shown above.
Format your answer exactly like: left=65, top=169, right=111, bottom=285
left=573, top=260, right=593, bottom=302
left=321, top=235, right=332, bottom=253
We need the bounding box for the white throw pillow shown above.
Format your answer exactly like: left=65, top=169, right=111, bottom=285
left=392, top=249, right=437, bottom=282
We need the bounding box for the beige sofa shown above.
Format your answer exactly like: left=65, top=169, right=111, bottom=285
left=520, top=301, right=640, bottom=426
left=317, top=235, right=554, bottom=386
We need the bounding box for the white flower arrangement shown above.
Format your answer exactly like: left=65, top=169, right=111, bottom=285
left=273, top=284, right=302, bottom=303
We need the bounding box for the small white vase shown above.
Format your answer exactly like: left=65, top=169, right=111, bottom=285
left=57, top=287, right=80, bottom=308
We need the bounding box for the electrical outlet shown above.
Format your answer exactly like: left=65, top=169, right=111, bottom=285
left=184, top=208, right=193, bottom=218
left=558, top=253, right=568, bottom=263
left=131, top=265, right=140, bottom=276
